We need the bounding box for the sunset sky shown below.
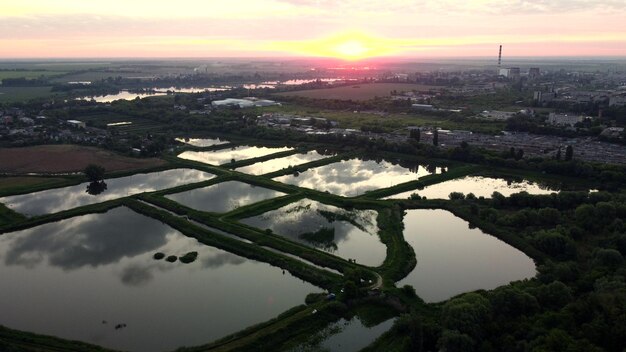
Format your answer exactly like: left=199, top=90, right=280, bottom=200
left=1, top=0, right=625, bottom=59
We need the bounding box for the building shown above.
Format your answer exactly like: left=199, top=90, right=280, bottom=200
left=547, top=113, right=584, bottom=127
left=211, top=98, right=279, bottom=108
left=500, top=67, right=521, bottom=80
left=411, top=104, right=434, bottom=111
left=67, top=120, right=86, bottom=129
left=528, top=67, right=540, bottom=79
left=609, top=94, right=626, bottom=107
left=600, top=127, right=624, bottom=138
left=534, top=91, right=556, bottom=103
left=479, top=110, right=516, bottom=121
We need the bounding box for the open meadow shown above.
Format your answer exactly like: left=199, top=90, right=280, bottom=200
left=274, top=83, right=443, bottom=101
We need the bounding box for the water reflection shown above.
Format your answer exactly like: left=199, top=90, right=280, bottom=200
left=289, top=316, right=395, bottom=352
left=77, top=91, right=166, bottom=102
left=240, top=199, right=385, bottom=266
left=178, top=145, right=293, bottom=166
left=151, top=86, right=230, bottom=93
left=235, top=151, right=330, bottom=175
left=385, top=176, right=558, bottom=200
left=86, top=180, right=108, bottom=195
left=2, top=207, right=168, bottom=271
left=274, top=158, right=443, bottom=197
left=0, top=207, right=319, bottom=352
left=175, top=137, right=229, bottom=147
left=0, top=168, right=214, bottom=216
left=399, top=209, right=536, bottom=302
left=166, top=181, right=287, bottom=213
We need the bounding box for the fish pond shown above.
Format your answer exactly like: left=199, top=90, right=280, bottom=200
left=178, top=145, right=294, bottom=166
left=240, top=199, right=386, bottom=267
left=0, top=168, right=214, bottom=216
left=0, top=207, right=319, bottom=352
left=235, top=151, right=330, bottom=175
left=385, top=176, right=558, bottom=200
left=274, top=158, right=444, bottom=197
left=398, top=209, right=536, bottom=302
left=165, top=180, right=287, bottom=213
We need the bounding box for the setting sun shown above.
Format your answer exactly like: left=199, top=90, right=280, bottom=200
left=334, top=40, right=369, bottom=59
left=268, top=31, right=398, bottom=60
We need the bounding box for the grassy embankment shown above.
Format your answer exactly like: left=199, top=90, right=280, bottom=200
left=0, top=324, right=114, bottom=352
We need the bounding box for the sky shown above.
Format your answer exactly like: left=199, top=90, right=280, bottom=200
left=1, top=0, right=626, bottom=59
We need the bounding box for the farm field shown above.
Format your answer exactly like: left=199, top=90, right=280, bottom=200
left=0, top=86, right=55, bottom=103
left=0, top=70, right=68, bottom=82
left=274, top=83, right=443, bottom=101
left=0, top=145, right=167, bottom=174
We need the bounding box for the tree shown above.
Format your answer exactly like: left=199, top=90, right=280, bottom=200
left=556, top=148, right=562, bottom=161
left=565, top=145, right=574, bottom=161
left=433, top=129, right=439, bottom=146
left=515, top=148, right=524, bottom=160
left=84, top=164, right=105, bottom=182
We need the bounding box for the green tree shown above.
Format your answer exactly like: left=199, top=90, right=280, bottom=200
left=84, top=164, right=105, bottom=182
left=433, top=129, right=439, bottom=146
left=565, top=145, right=574, bottom=161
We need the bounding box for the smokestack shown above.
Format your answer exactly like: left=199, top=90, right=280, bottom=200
left=498, top=45, right=502, bottom=67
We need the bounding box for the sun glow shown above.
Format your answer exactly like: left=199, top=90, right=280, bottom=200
left=269, top=31, right=398, bottom=60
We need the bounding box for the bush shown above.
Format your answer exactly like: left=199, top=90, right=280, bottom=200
left=179, top=251, right=199, bottom=264
left=166, top=255, right=178, bottom=263
left=153, top=252, right=165, bottom=260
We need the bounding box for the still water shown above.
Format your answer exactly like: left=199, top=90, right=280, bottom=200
left=289, top=316, right=395, bottom=352
left=385, top=176, right=557, bottom=200
left=0, top=207, right=319, bottom=352
left=178, top=145, right=294, bottom=166
left=240, top=199, right=385, bottom=266
left=166, top=181, right=287, bottom=213
left=274, top=158, right=443, bottom=197
left=398, top=209, right=536, bottom=302
left=78, top=91, right=166, bottom=102
left=235, top=151, right=329, bottom=175
left=175, top=137, right=230, bottom=147
left=0, top=168, right=214, bottom=216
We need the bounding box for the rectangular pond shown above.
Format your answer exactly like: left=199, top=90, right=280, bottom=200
left=273, top=158, right=444, bottom=197
left=0, top=168, right=214, bottom=216
left=165, top=180, right=287, bottom=213
left=398, top=209, right=536, bottom=302
left=240, top=199, right=386, bottom=267
left=0, top=207, right=319, bottom=352
left=235, top=150, right=330, bottom=175
left=175, top=137, right=229, bottom=147
left=178, top=145, right=294, bottom=166
left=384, top=176, right=559, bottom=200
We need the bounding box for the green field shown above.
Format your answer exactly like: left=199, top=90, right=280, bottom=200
left=258, top=103, right=505, bottom=134
left=76, top=112, right=167, bottom=133
left=0, top=70, right=68, bottom=82
left=274, top=83, right=443, bottom=101
left=0, top=86, right=55, bottom=103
